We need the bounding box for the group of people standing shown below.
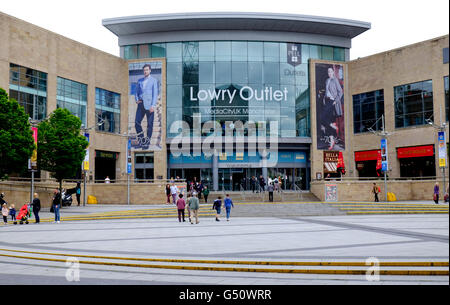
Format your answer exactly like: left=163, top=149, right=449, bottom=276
left=248, top=175, right=284, bottom=193
left=1, top=192, right=40, bottom=225
left=165, top=183, right=234, bottom=224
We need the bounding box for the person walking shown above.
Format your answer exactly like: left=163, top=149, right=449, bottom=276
left=251, top=176, right=256, bottom=193
left=52, top=189, right=61, bottom=223
left=188, top=192, right=200, bottom=224
left=170, top=183, right=179, bottom=204
left=75, top=182, right=81, bottom=206
left=224, top=194, right=234, bottom=221
left=176, top=193, right=186, bottom=222
left=32, top=193, right=41, bottom=224
left=203, top=186, right=210, bottom=203
left=433, top=182, right=440, bottom=204
left=165, top=184, right=171, bottom=204
left=213, top=196, right=222, bottom=222
left=372, top=183, right=380, bottom=202
left=186, top=193, right=191, bottom=221
left=2, top=203, right=9, bottom=225
left=196, top=181, right=204, bottom=200
left=268, top=183, right=274, bottom=202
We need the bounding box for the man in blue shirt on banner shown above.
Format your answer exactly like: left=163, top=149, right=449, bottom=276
left=134, top=64, right=159, bottom=147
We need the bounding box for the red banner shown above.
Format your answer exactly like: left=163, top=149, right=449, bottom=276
left=397, top=145, right=434, bottom=159
left=355, top=150, right=380, bottom=162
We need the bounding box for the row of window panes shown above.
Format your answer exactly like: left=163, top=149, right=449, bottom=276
left=353, top=79, right=444, bottom=132
left=394, top=80, right=434, bottom=128
left=123, top=41, right=346, bottom=62
left=95, top=88, right=121, bottom=109
left=8, top=64, right=121, bottom=133
left=135, top=153, right=155, bottom=164
left=95, top=88, right=121, bottom=133
left=167, top=61, right=309, bottom=85
left=8, top=90, right=47, bottom=121
left=9, top=63, right=47, bottom=93
left=353, top=90, right=384, bottom=134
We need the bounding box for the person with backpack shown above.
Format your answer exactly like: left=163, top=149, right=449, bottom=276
left=75, top=182, right=81, bottom=206
left=372, top=183, right=380, bottom=202
left=212, top=196, right=222, bottom=222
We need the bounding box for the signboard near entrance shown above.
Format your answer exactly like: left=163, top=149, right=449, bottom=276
left=325, top=184, right=338, bottom=202
left=438, top=131, right=447, bottom=167
left=323, top=151, right=339, bottom=173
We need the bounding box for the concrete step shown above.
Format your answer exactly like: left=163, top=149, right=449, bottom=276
left=204, top=191, right=320, bottom=203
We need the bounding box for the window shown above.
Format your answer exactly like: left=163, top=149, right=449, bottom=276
left=394, top=80, right=433, bottom=128
left=124, top=45, right=138, bottom=60
left=95, top=88, right=121, bottom=133
left=57, top=77, right=87, bottom=126
left=353, top=90, right=385, bottom=133
left=9, top=63, right=47, bottom=121
left=445, top=76, right=449, bottom=122
left=135, top=152, right=154, bottom=181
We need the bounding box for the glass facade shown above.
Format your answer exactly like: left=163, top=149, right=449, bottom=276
left=57, top=77, right=87, bottom=126
left=95, top=88, right=121, bottom=133
left=353, top=90, right=385, bottom=133
left=394, top=80, right=433, bottom=128
left=9, top=63, right=47, bottom=121
left=124, top=41, right=346, bottom=138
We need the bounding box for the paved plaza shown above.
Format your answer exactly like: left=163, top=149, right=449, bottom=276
left=0, top=203, right=448, bottom=285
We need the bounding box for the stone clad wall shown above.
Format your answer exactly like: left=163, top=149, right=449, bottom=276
left=0, top=181, right=186, bottom=207
left=310, top=180, right=447, bottom=202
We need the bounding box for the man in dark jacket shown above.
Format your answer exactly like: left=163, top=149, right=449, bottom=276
left=259, top=175, right=266, bottom=193
left=32, top=193, right=41, bottom=223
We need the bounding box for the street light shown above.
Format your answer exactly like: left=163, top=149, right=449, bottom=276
left=368, top=115, right=394, bottom=202
left=80, top=115, right=105, bottom=206
left=426, top=114, right=448, bottom=202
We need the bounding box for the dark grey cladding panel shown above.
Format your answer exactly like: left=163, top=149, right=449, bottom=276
left=103, top=12, right=370, bottom=39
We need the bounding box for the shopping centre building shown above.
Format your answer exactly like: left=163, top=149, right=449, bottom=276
left=0, top=11, right=448, bottom=200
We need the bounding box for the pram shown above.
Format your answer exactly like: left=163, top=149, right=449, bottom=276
left=16, top=204, right=31, bottom=225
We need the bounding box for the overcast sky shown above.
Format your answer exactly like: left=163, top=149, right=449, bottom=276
left=1, top=0, right=448, bottom=60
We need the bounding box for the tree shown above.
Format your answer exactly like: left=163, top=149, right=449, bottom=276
left=37, top=108, right=89, bottom=204
left=0, top=88, right=35, bottom=180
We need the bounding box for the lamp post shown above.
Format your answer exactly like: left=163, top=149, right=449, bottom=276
left=80, top=114, right=104, bottom=206
left=368, top=115, right=393, bottom=202
left=426, top=112, right=448, bottom=202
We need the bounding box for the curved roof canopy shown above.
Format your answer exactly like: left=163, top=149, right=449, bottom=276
left=103, top=12, right=371, bottom=39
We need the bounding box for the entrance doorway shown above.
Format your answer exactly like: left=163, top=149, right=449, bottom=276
left=95, top=150, right=117, bottom=182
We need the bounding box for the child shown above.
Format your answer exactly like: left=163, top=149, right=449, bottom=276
left=9, top=204, right=16, bottom=224
left=213, top=196, right=222, bottom=221
left=176, top=193, right=186, bottom=222
left=2, top=203, right=9, bottom=225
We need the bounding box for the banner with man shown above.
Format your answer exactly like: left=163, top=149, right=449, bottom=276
left=128, top=60, right=165, bottom=151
